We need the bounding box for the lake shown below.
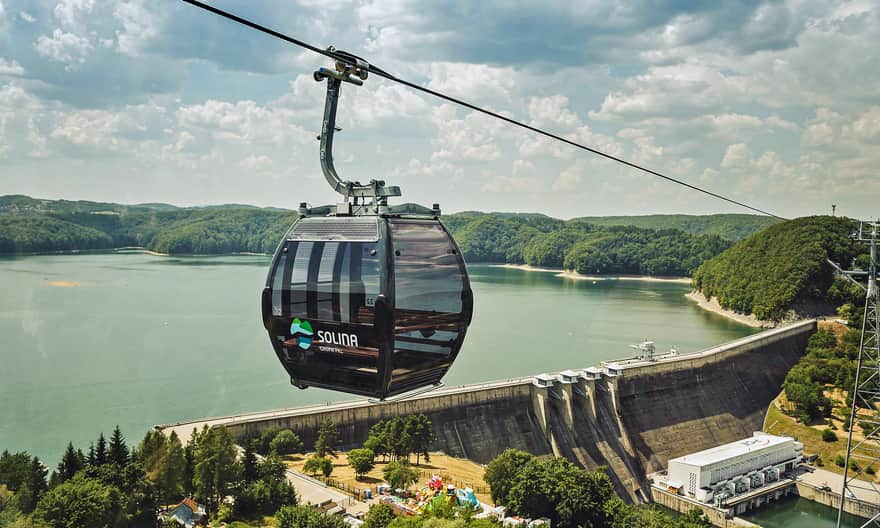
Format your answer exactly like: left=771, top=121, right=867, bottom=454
left=743, top=496, right=865, bottom=527
left=0, top=252, right=755, bottom=465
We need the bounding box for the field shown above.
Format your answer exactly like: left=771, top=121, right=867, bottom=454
left=764, top=393, right=877, bottom=480
left=286, top=451, right=492, bottom=505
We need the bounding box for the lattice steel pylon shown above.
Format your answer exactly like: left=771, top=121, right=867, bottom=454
left=838, top=221, right=880, bottom=528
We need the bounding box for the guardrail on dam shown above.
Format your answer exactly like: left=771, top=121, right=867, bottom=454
left=159, top=319, right=816, bottom=503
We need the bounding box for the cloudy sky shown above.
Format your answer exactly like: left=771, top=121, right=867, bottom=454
left=0, top=0, right=877, bottom=219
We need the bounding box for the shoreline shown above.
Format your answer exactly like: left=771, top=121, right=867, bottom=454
left=492, top=263, right=693, bottom=284
left=685, top=291, right=771, bottom=328
left=1, top=247, right=272, bottom=258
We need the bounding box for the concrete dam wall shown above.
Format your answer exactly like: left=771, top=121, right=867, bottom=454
left=160, top=320, right=816, bottom=503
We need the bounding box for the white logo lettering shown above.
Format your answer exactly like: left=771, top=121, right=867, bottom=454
left=316, top=330, right=359, bottom=348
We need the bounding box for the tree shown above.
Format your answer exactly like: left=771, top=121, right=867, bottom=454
left=270, top=430, right=305, bottom=456
left=137, top=430, right=185, bottom=506
left=364, top=503, right=396, bottom=528
left=183, top=431, right=197, bottom=496
left=235, top=455, right=297, bottom=517
left=406, top=415, right=434, bottom=465
left=15, top=457, right=49, bottom=514
left=192, top=426, right=240, bottom=513
left=94, top=433, right=108, bottom=466
left=387, top=418, right=410, bottom=461
left=256, top=426, right=284, bottom=455
left=275, top=504, right=348, bottom=528
left=258, top=455, right=287, bottom=483
left=484, top=449, right=535, bottom=506
left=315, top=420, right=339, bottom=458
left=243, top=442, right=259, bottom=484
left=108, top=426, right=129, bottom=467
left=56, top=443, right=84, bottom=483
left=303, top=456, right=324, bottom=477
left=347, top=449, right=375, bottom=480
left=320, top=457, right=334, bottom=478
left=365, top=421, right=389, bottom=462
left=383, top=461, right=418, bottom=491
left=34, top=474, right=124, bottom=528
left=505, top=456, right=614, bottom=528
left=0, top=451, right=33, bottom=491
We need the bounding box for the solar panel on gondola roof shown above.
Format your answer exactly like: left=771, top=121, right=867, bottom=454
left=261, top=52, right=473, bottom=400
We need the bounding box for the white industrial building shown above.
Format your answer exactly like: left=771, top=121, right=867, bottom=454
left=665, top=432, right=802, bottom=506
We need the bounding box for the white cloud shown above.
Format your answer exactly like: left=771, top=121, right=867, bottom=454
left=481, top=173, right=539, bottom=193
left=0, top=58, right=24, bottom=76
left=114, top=1, right=158, bottom=56
left=177, top=99, right=311, bottom=146
left=720, top=143, right=753, bottom=169
left=426, top=62, right=516, bottom=104
left=34, top=29, right=93, bottom=65
left=802, top=122, right=833, bottom=146
left=528, top=95, right=580, bottom=129
left=512, top=159, right=534, bottom=176
left=430, top=105, right=504, bottom=162
left=53, top=0, right=95, bottom=29
left=239, top=154, right=273, bottom=171
left=552, top=161, right=585, bottom=191
left=19, top=11, right=35, bottom=23
left=848, top=107, right=880, bottom=142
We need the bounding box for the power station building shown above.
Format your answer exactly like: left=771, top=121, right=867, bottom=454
left=665, top=432, right=803, bottom=505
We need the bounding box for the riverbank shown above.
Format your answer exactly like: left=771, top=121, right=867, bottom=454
left=493, top=264, right=693, bottom=284
left=686, top=291, right=770, bottom=328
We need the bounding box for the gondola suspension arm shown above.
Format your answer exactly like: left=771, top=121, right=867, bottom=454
left=313, top=49, right=400, bottom=213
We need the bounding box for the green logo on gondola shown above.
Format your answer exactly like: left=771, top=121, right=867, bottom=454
left=290, top=318, right=314, bottom=350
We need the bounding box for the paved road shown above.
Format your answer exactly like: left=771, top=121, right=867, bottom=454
left=799, top=466, right=880, bottom=505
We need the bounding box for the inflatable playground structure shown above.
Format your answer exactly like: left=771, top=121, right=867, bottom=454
left=375, top=475, right=482, bottom=517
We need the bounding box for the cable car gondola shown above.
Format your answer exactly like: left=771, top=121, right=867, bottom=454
left=261, top=52, right=473, bottom=400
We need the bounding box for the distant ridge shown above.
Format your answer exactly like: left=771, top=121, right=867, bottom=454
left=0, top=195, right=777, bottom=268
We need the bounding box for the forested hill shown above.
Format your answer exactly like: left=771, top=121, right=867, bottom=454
left=0, top=195, right=296, bottom=255
left=0, top=195, right=777, bottom=276
left=693, top=216, right=867, bottom=321
left=572, top=214, right=780, bottom=241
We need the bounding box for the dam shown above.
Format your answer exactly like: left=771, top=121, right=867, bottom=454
left=159, top=319, right=815, bottom=508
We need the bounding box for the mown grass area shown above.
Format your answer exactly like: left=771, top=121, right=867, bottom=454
left=286, top=451, right=491, bottom=504
left=226, top=518, right=274, bottom=527
left=764, top=394, right=877, bottom=480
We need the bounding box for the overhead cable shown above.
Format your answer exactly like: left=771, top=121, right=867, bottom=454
left=182, top=0, right=785, bottom=220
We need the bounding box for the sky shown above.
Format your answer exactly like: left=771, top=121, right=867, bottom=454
left=0, top=0, right=878, bottom=219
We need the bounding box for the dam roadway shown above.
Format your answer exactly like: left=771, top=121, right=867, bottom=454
left=158, top=320, right=816, bottom=505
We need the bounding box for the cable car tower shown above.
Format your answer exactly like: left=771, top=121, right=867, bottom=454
left=838, top=220, right=880, bottom=528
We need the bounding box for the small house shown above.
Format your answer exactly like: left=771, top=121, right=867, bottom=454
left=164, top=498, right=205, bottom=528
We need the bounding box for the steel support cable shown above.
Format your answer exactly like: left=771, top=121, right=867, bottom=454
left=183, top=0, right=786, bottom=219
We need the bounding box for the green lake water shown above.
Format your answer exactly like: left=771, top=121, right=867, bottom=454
left=742, top=496, right=864, bottom=527
left=0, top=252, right=753, bottom=465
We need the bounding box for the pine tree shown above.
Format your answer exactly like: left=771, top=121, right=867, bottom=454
left=87, top=443, right=96, bottom=466
left=109, top=425, right=129, bottom=466
left=243, top=442, right=259, bottom=483
left=314, top=420, right=339, bottom=458
left=57, top=442, right=83, bottom=482
left=16, top=456, right=48, bottom=514
left=95, top=432, right=108, bottom=465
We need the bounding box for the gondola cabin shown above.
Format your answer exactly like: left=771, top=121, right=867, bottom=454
left=262, top=212, right=473, bottom=399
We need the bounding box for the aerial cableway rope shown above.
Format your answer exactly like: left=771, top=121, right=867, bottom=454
left=182, top=0, right=786, bottom=221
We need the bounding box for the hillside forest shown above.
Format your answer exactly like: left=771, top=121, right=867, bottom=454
left=0, top=195, right=777, bottom=278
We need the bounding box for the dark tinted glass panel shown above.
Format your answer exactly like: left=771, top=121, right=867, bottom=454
left=267, top=238, right=384, bottom=394
left=389, top=221, right=466, bottom=389
left=280, top=241, right=381, bottom=323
